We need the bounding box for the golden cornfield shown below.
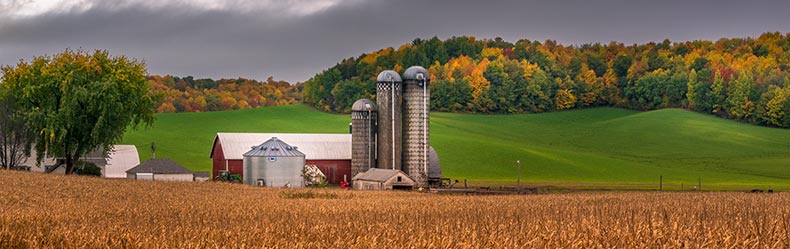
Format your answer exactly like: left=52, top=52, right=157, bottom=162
left=1, top=171, right=789, bottom=248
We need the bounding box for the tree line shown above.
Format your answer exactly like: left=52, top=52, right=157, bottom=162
left=148, top=75, right=300, bottom=113
left=302, top=33, right=790, bottom=128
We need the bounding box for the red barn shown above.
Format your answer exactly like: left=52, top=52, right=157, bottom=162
left=210, top=133, right=352, bottom=184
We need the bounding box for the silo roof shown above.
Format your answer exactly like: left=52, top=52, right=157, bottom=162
left=376, top=70, right=402, bottom=82
left=211, top=133, right=351, bottom=160
left=351, top=99, right=377, bottom=112
left=243, top=137, right=306, bottom=157
left=402, top=66, right=429, bottom=81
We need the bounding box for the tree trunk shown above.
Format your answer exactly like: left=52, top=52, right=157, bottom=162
left=65, top=156, right=74, bottom=175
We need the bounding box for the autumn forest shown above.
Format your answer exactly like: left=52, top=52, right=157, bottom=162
left=153, top=32, right=790, bottom=128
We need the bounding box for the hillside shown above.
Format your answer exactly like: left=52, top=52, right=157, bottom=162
left=302, top=33, right=790, bottom=128
left=122, top=104, right=790, bottom=189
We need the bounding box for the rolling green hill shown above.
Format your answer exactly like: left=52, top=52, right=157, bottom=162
left=122, top=104, right=790, bottom=190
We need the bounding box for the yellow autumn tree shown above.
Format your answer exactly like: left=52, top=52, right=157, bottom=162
left=464, top=58, right=490, bottom=100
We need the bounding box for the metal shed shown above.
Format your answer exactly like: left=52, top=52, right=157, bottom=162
left=352, top=168, right=415, bottom=190
left=243, top=137, right=306, bottom=188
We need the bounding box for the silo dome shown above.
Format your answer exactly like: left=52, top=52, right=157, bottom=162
left=376, top=70, right=402, bottom=83
left=402, top=66, right=429, bottom=83
left=351, top=99, right=377, bottom=112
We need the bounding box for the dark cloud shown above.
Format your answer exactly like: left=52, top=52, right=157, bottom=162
left=2, top=0, right=790, bottom=83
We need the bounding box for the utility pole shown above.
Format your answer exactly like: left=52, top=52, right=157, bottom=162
left=517, top=160, right=522, bottom=189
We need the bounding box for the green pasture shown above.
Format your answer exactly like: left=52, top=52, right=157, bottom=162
left=123, top=105, right=790, bottom=190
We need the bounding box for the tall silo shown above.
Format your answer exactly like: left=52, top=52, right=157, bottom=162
left=402, top=66, right=430, bottom=186
left=376, top=70, right=402, bottom=171
left=243, top=137, right=306, bottom=188
left=351, top=99, right=377, bottom=179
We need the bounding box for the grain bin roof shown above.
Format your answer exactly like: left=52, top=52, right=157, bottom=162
left=212, top=133, right=351, bottom=160
left=243, top=137, right=306, bottom=157
left=376, top=70, right=402, bottom=82
left=352, top=168, right=411, bottom=182
left=351, top=99, right=377, bottom=112
left=126, top=159, right=192, bottom=174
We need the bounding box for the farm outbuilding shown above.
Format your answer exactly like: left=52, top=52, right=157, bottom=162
left=352, top=168, right=415, bottom=190
left=103, top=145, right=141, bottom=178
left=26, top=145, right=139, bottom=178
left=211, top=133, right=352, bottom=184
left=126, top=159, right=194, bottom=181
left=243, top=137, right=306, bottom=187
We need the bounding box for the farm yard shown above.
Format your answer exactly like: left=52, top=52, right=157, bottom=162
left=2, top=171, right=789, bottom=248
left=122, top=104, right=790, bottom=190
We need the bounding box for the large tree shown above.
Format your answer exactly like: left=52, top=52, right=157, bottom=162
left=0, top=49, right=155, bottom=174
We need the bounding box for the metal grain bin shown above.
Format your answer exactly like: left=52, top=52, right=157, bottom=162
left=375, top=70, right=402, bottom=171
left=243, top=137, right=306, bottom=188
left=402, top=66, right=430, bottom=186
left=351, top=99, right=377, bottom=180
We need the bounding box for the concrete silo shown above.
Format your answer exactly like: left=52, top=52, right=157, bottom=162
left=243, top=137, right=306, bottom=188
left=351, top=99, right=377, bottom=179
left=401, top=66, right=431, bottom=186
left=375, top=70, right=402, bottom=171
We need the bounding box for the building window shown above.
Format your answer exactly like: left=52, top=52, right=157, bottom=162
left=397, top=176, right=402, bottom=182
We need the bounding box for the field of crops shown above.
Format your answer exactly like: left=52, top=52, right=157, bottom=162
left=2, top=171, right=789, bottom=248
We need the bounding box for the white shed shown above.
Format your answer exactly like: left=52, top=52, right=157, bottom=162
left=352, top=168, right=415, bottom=190
left=126, top=159, right=194, bottom=182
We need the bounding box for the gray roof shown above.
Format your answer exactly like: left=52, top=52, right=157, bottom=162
left=351, top=99, right=377, bottom=112
left=403, top=66, right=429, bottom=82
left=352, top=168, right=411, bottom=182
left=126, top=159, right=192, bottom=174
left=429, top=146, right=441, bottom=179
left=243, top=137, right=306, bottom=157
left=376, top=70, right=402, bottom=82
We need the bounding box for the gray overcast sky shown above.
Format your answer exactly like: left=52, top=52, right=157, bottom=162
left=2, top=0, right=790, bottom=83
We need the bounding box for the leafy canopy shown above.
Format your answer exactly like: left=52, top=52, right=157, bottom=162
left=0, top=49, right=155, bottom=174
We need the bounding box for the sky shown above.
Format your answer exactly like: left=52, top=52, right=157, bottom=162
left=2, top=0, right=790, bottom=83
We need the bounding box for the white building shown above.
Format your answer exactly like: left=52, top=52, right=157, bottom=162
left=126, top=158, right=194, bottom=182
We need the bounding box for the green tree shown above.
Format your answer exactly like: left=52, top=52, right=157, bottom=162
left=0, top=49, right=155, bottom=174
left=710, top=71, right=726, bottom=115
left=726, top=70, right=755, bottom=120
left=686, top=69, right=698, bottom=109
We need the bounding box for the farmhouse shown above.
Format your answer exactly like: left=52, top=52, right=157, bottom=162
left=26, top=145, right=140, bottom=178
left=352, top=168, right=415, bottom=190
left=126, top=158, right=194, bottom=181
left=211, top=133, right=351, bottom=184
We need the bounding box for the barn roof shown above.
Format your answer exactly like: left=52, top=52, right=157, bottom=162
left=352, top=168, right=411, bottom=182
left=212, top=133, right=351, bottom=160
left=126, top=159, right=192, bottom=174
left=243, top=137, right=306, bottom=157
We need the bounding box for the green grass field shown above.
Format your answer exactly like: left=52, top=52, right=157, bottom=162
left=122, top=104, right=790, bottom=190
